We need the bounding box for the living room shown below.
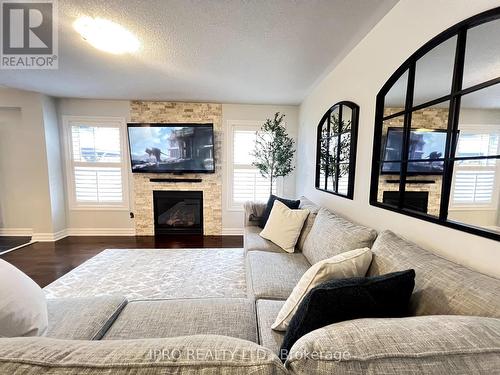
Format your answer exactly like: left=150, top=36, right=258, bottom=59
left=0, top=0, right=499, bottom=374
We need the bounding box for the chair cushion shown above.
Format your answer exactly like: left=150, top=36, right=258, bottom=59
left=368, top=230, right=500, bottom=318
left=256, top=299, right=285, bottom=355
left=302, top=208, right=377, bottom=265
left=45, top=296, right=127, bottom=340
left=245, top=225, right=285, bottom=253
left=247, top=251, right=311, bottom=300
left=296, top=196, right=320, bottom=252
left=103, top=298, right=257, bottom=342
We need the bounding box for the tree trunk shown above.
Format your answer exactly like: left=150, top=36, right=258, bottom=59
left=269, top=175, right=273, bottom=196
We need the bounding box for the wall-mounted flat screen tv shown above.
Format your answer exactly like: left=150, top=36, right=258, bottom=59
left=127, top=123, right=215, bottom=173
left=381, top=127, right=447, bottom=175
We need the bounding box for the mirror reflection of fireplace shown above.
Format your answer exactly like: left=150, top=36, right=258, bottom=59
left=153, top=191, right=203, bottom=235
left=383, top=191, right=429, bottom=214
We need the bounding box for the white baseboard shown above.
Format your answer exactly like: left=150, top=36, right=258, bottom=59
left=221, top=227, right=244, bottom=235
left=30, top=228, right=136, bottom=242
left=32, top=229, right=68, bottom=242
left=66, top=228, right=136, bottom=236
left=0, top=228, right=33, bottom=236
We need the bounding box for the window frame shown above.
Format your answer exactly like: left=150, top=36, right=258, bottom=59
left=370, top=7, right=500, bottom=241
left=315, top=101, right=359, bottom=199
left=226, top=120, right=282, bottom=211
left=62, top=115, right=130, bottom=211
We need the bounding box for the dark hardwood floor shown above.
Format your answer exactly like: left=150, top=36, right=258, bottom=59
left=0, top=236, right=32, bottom=253
left=0, top=235, right=243, bottom=288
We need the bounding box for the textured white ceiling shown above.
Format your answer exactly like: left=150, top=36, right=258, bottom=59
left=0, top=0, right=397, bottom=104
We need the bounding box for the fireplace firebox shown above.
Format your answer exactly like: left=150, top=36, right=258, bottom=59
left=153, top=191, right=203, bottom=235
left=383, top=191, right=429, bottom=214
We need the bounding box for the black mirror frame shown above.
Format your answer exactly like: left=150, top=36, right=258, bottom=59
left=315, top=101, right=359, bottom=199
left=370, top=7, right=500, bottom=241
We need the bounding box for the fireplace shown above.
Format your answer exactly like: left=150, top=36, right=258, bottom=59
left=383, top=191, right=429, bottom=213
left=153, top=191, right=203, bottom=235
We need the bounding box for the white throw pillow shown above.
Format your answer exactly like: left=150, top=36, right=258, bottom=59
left=259, top=200, right=309, bottom=253
left=271, top=247, right=372, bottom=331
left=0, top=259, right=48, bottom=337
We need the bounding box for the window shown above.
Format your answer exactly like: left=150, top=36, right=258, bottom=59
left=228, top=123, right=278, bottom=209
left=64, top=116, right=129, bottom=210
left=315, top=101, right=359, bottom=199
left=370, top=9, right=500, bottom=241
left=451, top=127, right=500, bottom=208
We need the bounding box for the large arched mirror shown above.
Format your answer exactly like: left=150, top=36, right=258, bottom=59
left=316, top=101, right=359, bottom=199
left=371, top=8, right=500, bottom=241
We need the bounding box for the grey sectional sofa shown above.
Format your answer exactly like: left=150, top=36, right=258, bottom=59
left=1, top=196, right=499, bottom=374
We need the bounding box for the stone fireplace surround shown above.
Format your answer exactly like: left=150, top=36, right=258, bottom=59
left=130, top=101, right=222, bottom=236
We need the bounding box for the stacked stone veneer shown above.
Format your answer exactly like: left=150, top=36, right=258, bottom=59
left=130, top=101, right=222, bottom=235
left=378, top=107, right=449, bottom=216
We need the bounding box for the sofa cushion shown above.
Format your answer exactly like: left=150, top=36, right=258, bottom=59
left=248, top=251, right=311, bottom=300
left=245, top=225, right=284, bottom=253
left=272, top=247, right=373, bottom=331
left=0, top=259, right=48, bottom=337
left=260, top=195, right=301, bottom=228
left=260, top=201, right=310, bottom=253
left=368, top=230, right=500, bottom=318
left=256, top=299, right=285, bottom=355
left=296, top=196, right=320, bottom=252
left=103, top=298, right=257, bottom=342
left=286, top=315, right=500, bottom=375
left=280, top=270, right=415, bottom=359
left=45, top=296, right=127, bottom=340
left=0, top=335, right=287, bottom=375
left=302, top=208, right=377, bottom=265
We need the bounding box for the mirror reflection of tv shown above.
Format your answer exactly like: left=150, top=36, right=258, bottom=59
left=127, top=123, right=215, bottom=173
left=381, top=127, right=447, bottom=175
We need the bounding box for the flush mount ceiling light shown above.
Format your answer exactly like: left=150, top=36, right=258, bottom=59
left=73, top=16, right=140, bottom=54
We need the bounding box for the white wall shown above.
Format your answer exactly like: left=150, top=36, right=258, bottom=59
left=222, top=104, right=299, bottom=233
left=296, top=0, right=500, bottom=278
left=56, top=99, right=134, bottom=232
left=0, top=107, right=30, bottom=230
left=41, top=96, right=67, bottom=233
left=0, top=88, right=58, bottom=239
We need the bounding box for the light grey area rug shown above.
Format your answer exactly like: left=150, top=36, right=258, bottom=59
left=44, top=248, right=246, bottom=300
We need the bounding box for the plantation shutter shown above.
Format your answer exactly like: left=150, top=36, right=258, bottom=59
left=232, top=128, right=276, bottom=205
left=451, top=130, right=499, bottom=207
left=69, top=123, right=125, bottom=206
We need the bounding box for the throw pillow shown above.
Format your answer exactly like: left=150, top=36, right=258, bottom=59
left=0, top=259, right=48, bottom=337
left=279, top=269, right=415, bottom=361
left=259, top=195, right=300, bottom=228
left=259, top=200, right=309, bottom=253
left=271, top=247, right=372, bottom=331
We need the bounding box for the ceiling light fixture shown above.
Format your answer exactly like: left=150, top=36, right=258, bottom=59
left=73, top=16, right=140, bottom=55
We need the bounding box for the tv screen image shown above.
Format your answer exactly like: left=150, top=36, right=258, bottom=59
left=382, top=127, right=447, bottom=175
left=127, top=124, right=215, bottom=173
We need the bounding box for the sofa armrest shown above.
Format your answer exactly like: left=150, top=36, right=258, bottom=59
left=0, top=335, right=287, bottom=374
left=286, top=315, right=500, bottom=374
left=244, top=201, right=267, bottom=227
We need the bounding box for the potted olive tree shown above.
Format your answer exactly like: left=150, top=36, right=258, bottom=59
left=251, top=112, right=295, bottom=195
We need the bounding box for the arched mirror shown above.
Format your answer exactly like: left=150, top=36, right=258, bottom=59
left=316, top=101, right=359, bottom=199
left=371, top=8, right=500, bottom=241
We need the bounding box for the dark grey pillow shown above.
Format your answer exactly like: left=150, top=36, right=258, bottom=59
left=279, top=269, right=415, bottom=361
left=259, top=195, right=300, bottom=228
